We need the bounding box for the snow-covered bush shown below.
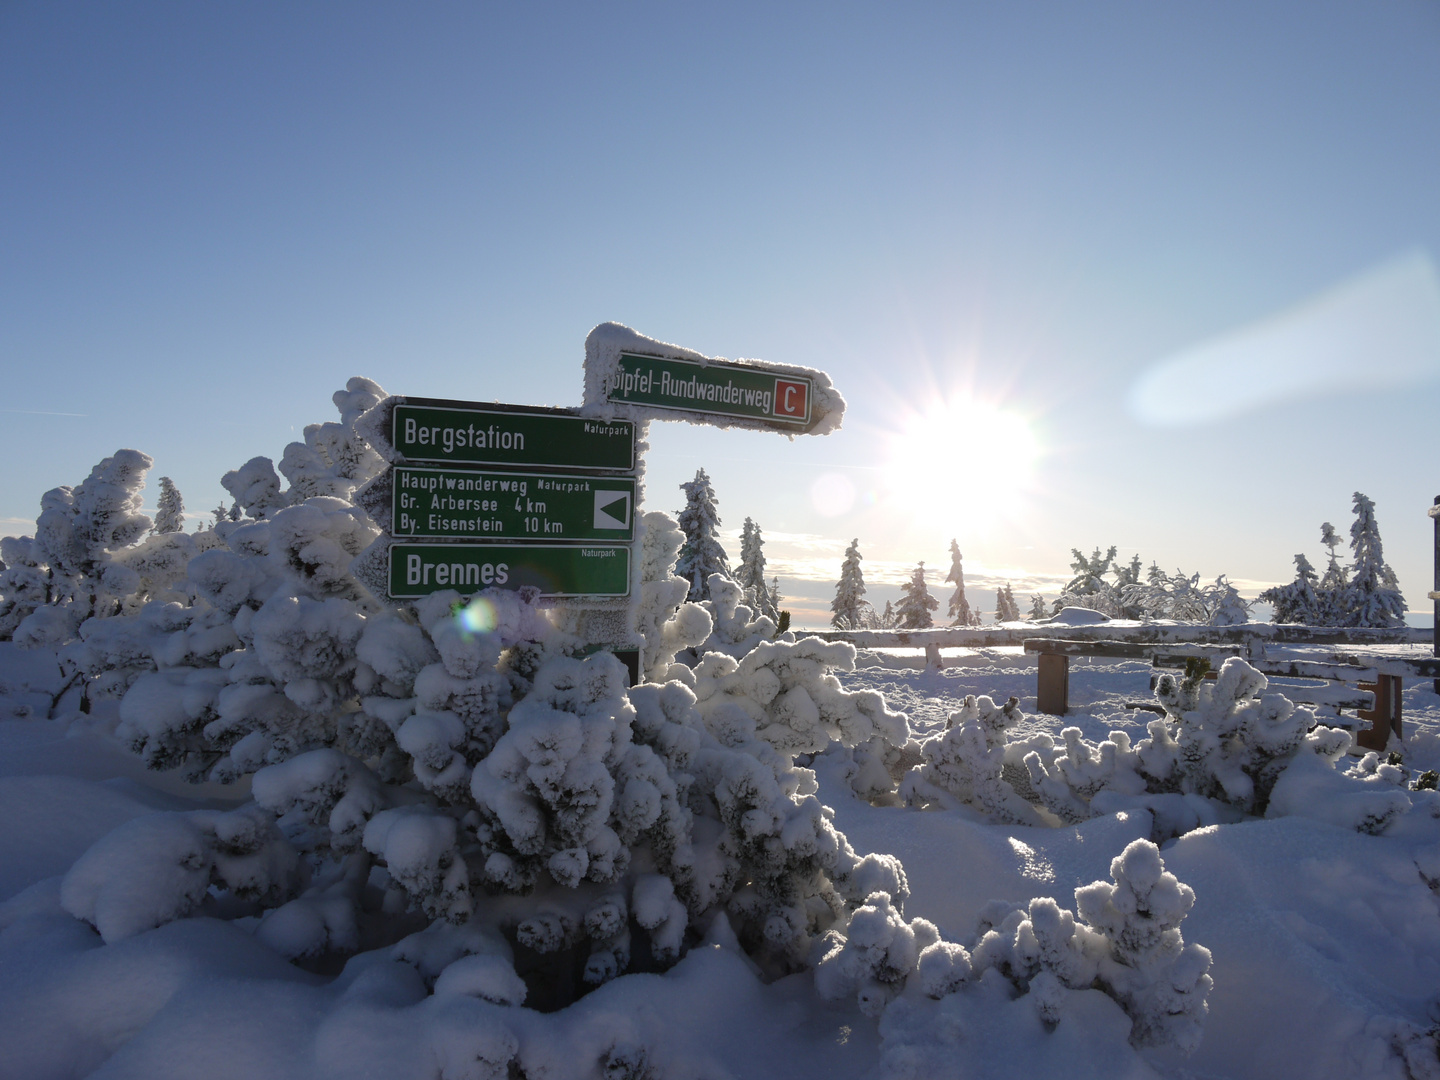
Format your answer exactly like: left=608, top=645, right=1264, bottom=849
left=691, top=573, right=776, bottom=659
left=901, top=695, right=1043, bottom=824
left=60, top=804, right=302, bottom=943
left=3, top=378, right=960, bottom=1019
left=894, top=657, right=1417, bottom=839
left=971, top=839, right=1213, bottom=1052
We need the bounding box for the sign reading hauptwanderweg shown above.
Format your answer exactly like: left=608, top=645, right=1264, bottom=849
left=391, top=401, right=635, bottom=470
left=391, top=466, right=635, bottom=542
left=604, top=353, right=813, bottom=428
left=388, top=543, right=631, bottom=599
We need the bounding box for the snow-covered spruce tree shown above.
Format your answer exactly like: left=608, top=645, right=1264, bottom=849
left=831, top=538, right=870, bottom=630
left=1052, top=546, right=1121, bottom=617
left=212, top=502, right=229, bottom=528
left=675, top=468, right=731, bottom=603
left=944, top=540, right=977, bottom=627
left=634, top=511, right=713, bottom=684
left=1340, top=491, right=1406, bottom=628
left=1317, top=520, right=1349, bottom=623
left=1260, top=554, right=1322, bottom=624
left=735, top=517, right=778, bottom=621
left=155, top=476, right=185, bottom=534
left=872, top=599, right=897, bottom=629
left=1116, top=569, right=1249, bottom=625
left=993, top=583, right=1020, bottom=623
left=1028, top=593, right=1047, bottom=620
left=897, top=563, right=938, bottom=630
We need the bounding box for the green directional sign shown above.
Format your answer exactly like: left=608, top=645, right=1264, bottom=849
left=388, top=543, right=631, bottom=599
left=392, top=467, right=635, bottom=542
left=604, top=353, right=814, bottom=428
left=392, top=401, right=635, bottom=470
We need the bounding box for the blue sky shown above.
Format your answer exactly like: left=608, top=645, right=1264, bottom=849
left=3, top=2, right=1438, bottom=626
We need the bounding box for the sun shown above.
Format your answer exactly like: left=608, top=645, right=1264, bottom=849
left=879, top=394, right=1043, bottom=537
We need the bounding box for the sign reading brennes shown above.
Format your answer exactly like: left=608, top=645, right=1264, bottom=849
left=388, top=542, right=631, bottom=599
left=391, top=401, right=634, bottom=470
left=391, top=466, right=635, bottom=542
left=605, top=353, right=813, bottom=427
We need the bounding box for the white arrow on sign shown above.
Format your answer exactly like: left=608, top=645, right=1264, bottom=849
left=593, top=490, right=631, bottom=530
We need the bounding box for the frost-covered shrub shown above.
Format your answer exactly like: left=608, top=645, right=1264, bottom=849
left=971, top=839, right=1213, bottom=1053
left=60, top=805, right=301, bottom=943
left=692, top=573, right=776, bottom=659
left=814, top=891, right=947, bottom=1016
left=893, top=659, right=1412, bottom=838
left=901, top=695, right=1043, bottom=824
left=689, top=636, right=910, bottom=758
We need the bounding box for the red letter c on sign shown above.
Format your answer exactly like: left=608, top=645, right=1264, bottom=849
left=773, top=379, right=807, bottom=419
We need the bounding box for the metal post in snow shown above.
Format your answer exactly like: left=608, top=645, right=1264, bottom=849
left=1432, top=495, right=1439, bottom=695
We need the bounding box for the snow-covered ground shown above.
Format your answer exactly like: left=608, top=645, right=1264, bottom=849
left=3, top=641, right=1438, bottom=1080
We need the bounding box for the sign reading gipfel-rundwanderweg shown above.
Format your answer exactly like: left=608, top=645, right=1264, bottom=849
left=604, top=353, right=813, bottom=429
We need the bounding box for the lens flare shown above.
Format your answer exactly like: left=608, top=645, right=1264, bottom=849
left=458, top=596, right=498, bottom=636
left=810, top=472, right=857, bottom=517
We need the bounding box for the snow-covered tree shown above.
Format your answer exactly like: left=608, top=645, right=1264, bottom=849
left=1028, top=593, right=1047, bottom=620
left=1052, top=546, right=1122, bottom=617
left=1260, top=554, right=1321, bottom=624
left=897, top=563, right=938, bottom=630
left=943, top=541, right=978, bottom=627
left=213, top=502, right=229, bottom=528
left=24, top=449, right=156, bottom=628
left=831, top=538, right=870, bottom=630
left=634, top=511, right=713, bottom=683
left=675, top=469, right=731, bottom=603
left=994, top=583, right=1020, bottom=623
left=872, top=600, right=897, bottom=629
left=735, top=517, right=777, bottom=620
left=155, top=477, right=185, bottom=534
left=1316, top=521, right=1348, bottom=622
left=1340, top=492, right=1406, bottom=628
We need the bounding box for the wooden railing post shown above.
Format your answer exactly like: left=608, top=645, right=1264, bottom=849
left=1431, top=495, right=1439, bottom=695
left=1037, top=652, right=1069, bottom=715
left=1356, top=674, right=1403, bottom=751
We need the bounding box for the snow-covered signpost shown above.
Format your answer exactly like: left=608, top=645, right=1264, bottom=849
left=350, top=323, right=844, bottom=682
left=583, top=322, right=845, bottom=437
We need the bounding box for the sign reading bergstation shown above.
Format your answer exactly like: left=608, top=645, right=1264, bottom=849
left=388, top=542, right=631, bottom=599
left=604, top=353, right=813, bottom=428
left=392, top=401, right=635, bottom=471
left=391, top=466, right=634, bottom=542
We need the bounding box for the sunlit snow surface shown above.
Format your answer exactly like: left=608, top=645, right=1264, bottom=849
left=2, top=642, right=1438, bottom=1080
